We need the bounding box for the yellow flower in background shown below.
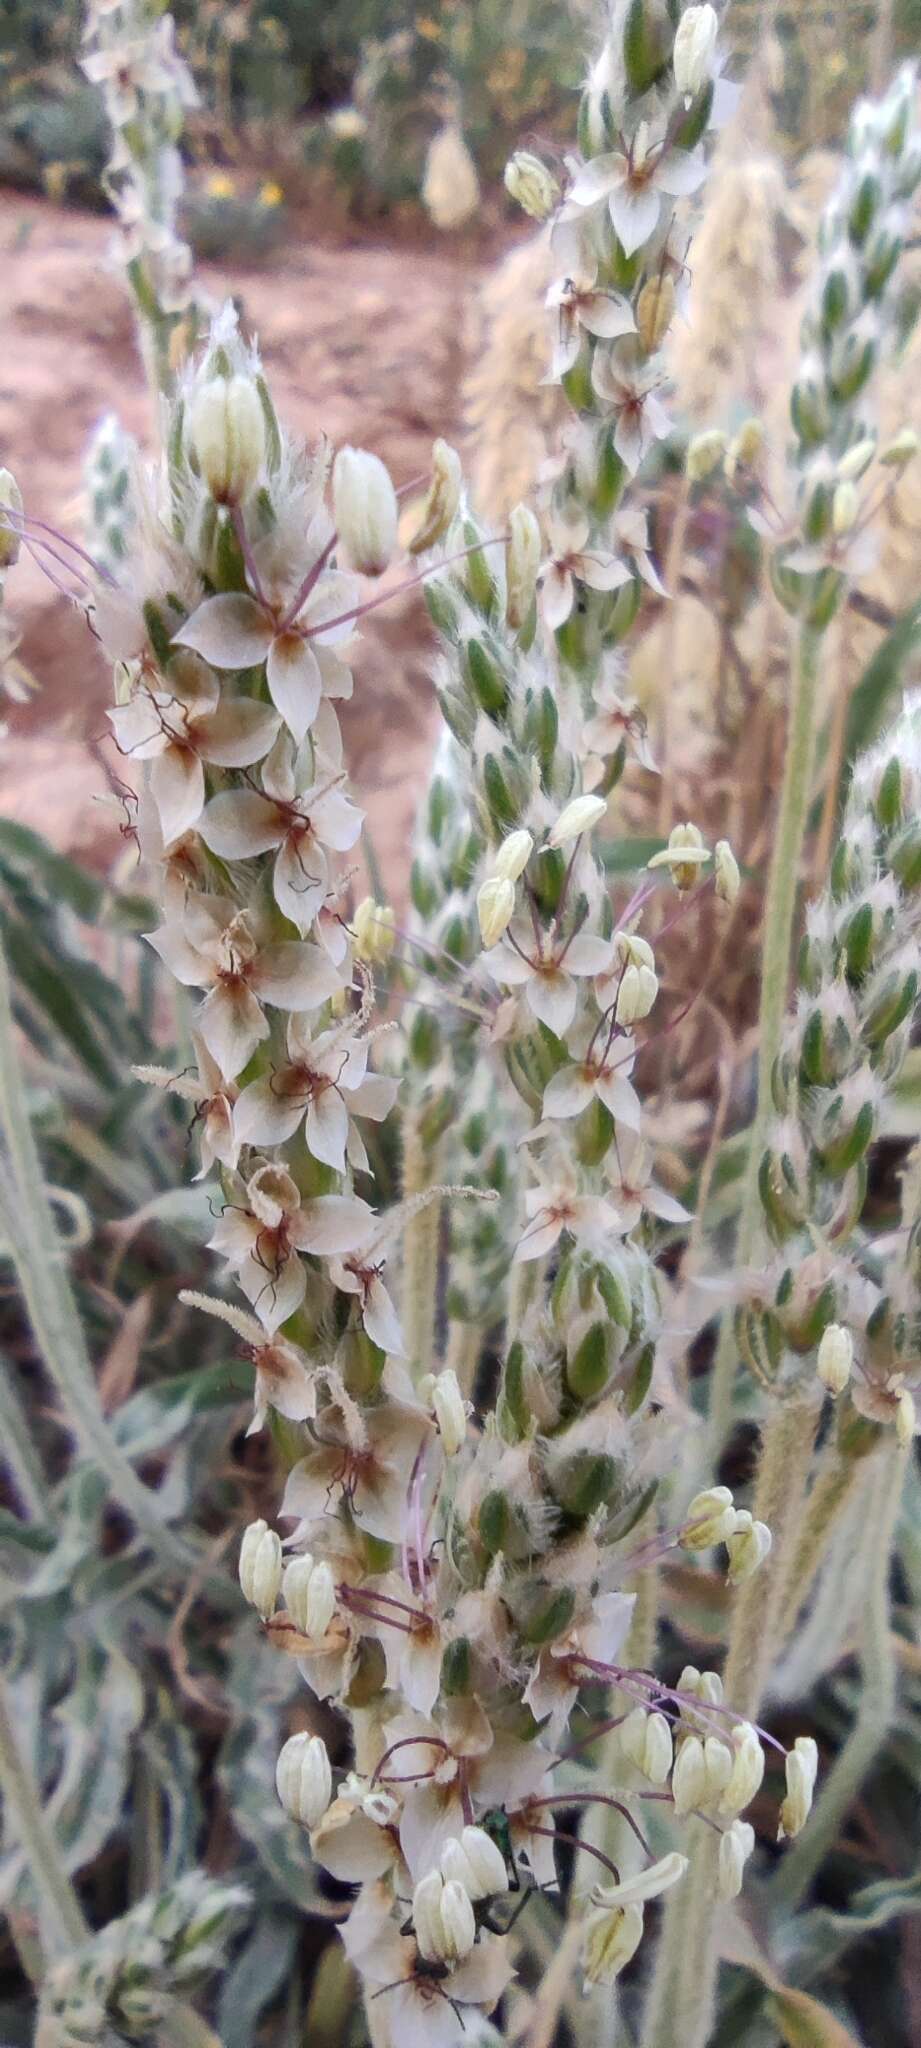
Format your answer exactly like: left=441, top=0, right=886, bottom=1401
left=415, top=16, right=441, bottom=38
left=259, top=181, right=284, bottom=208
left=206, top=171, right=235, bottom=200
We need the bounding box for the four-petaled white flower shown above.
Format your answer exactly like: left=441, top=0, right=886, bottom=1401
left=545, top=271, right=636, bottom=380
left=146, top=891, right=342, bottom=1081
left=109, top=651, right=280, bottom=844
left=514, top=1161, right=625, bottom=1264
left=523, top=1592, right=636, bottom=1741
left=209, top=1162, right=374, bottom=1333
left=583, top=679, right=658, bottom=771
left=234, top=1016, right=397, bottom=1172
left=173, top=525, right=358, bottom=743
left=590, top=354, right=672, bottom=475
left=340, top=1883, right=513, bottom=2048
left=327, top=1233, right=406, bottom=1356
left=132, top=1031, right=239, bottom=1179
left=282, top=1385, right=432, bottom=1543
left=542, top=1028, right=643, bottom=1132
left=539, top=509, right=632, bottom=631
left=485, top=918, right=613, bottom=1036
left=567, top=125, right=706, bottom=257
left=605, top=1132, right=692, bottom=1232
left=199, top=731, right=363, bottom=935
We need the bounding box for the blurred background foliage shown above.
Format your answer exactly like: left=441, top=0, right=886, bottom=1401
left=3, top=0, right=921, bottom=230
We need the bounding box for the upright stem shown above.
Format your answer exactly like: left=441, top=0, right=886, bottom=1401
left=0, top=1669, right=88, bottom=1958
left=708, top=622, right=824, bottom=1445
left=399, top=1109, right=442, bottom=1379
left=769, top=1442, right=904, bottom=1911
left=775, top=1440, right=864, bottom=1653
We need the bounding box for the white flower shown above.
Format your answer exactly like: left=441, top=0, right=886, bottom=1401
left=281, top=1389, right=431, bottom=1544
left=567, top=126, right=706, bottom=258
left=327, top=1228, right=406, bottom=1355
left=605, top=1132, right=689, bottom=1233
left=583, top=681, right=658, bottom=772
left=541, top=1030, right=642, bottom=1134
left=198, top=730, right=363, bottom=935
left=276, top=1732, right=332, bottom=1827
left=545, top=270, right=635, bottom=379
left=591, top=353, right=672, bottom=475
left=340, top=1885, right=513, bottom=2048
left=485, top=919, right=614, bottom=1038
left=647, top=821, right=711, bottom=890
left=178, top=1290, right=319, bottom=1431
left=523, top=1592, right=635, bottom=1739
left=413, top=1872, right=476, bottom=1966
left=539, top=508, right=631, bottom=631
left=333, top=446, right=398, bottom=576
left=173, top=533, right=357, bottom=744
left=133, top=1031, right=239, bottom=1178
left=680, top=1487, right=737, bottom=1549
left=210, top=1162, right=373, bottom=1333
left=109, top=653, right=279, bottom=843
left=514, top=1161, right=626, bottom=1266
left=146, top=892, right=342, bottom=1082
left=234, top=1015, right=396, bottom=1173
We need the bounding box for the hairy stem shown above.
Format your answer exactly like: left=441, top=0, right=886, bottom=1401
left=709, top=623, right=824, bottom=1444
left=775, top=1440, right=864, bottom=1653
left=399, top=1110, right=442, bottom=1378
left=770, top=1442, right=904, bottom=1910
left=0, top=1668, right=88, bottom=1958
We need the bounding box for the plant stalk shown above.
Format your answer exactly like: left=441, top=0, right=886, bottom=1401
left=0, top=1669, right=88, bottom=1958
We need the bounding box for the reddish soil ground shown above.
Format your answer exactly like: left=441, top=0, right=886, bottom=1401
left=0, top=194, right=489, bottom=884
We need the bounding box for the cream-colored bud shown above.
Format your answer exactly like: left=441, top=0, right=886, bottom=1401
left=189, top=374, right=265, bottom=505
left=352, top=896, right=396, bottom=965
left=412, top=1871, right=445, bottom=1961
left=672, top=1735, right=708, bottom=1815
left=817, top=1323, right=853, bottom=1396
left=680, top=1486, right=736, bottom=1549
left=440, top=1879, right=477, bottom=1962
left=677, top=1665, right=723, bottom=1708
left=0, top=470, right=23, bottom=570
left=612, top=931, right=659, bottom=1024
left=506, top=502, right=541, bottom=630
left=282, top=1553, right=314, bottom=1632
left=880, top=427, right=919, bottom=466
left=431, top=1368, right=468, bottom=1455
left=477, top=874, right=516, bottom=949
left=441, top=1825, right=509, bottom=1900
left=832, top=481, right=859, bottom=535
left=622, top=1708, right=673, bottom=1784
left=582, top=1900, right=644, bottom=1987
left=549, top=793, right=607, bottom=847
left=304, top=1559, right=336, bottom=1639
left=725, top=1511, right=772, bottom=1585
left=718, top=1820, right=755, bottom=1900
left=494, top=829, right=534, bottom=883
left=636, top=276, right=676, bottom=354
left=333, top=446, right=398, bottom=576
left=408, top=438, right=463, bottom=553
left=718, top=1725, right=764, bottom=1817
left=673, top=3, right=719, bottom=96
left=714, top=839, right=741, bottom=906
left=686, top=430, right=727, bottom=482
left=275, top=1732, right=332, bottom=1827
left=896, top=1386, right=916, bottom=1449
left=731, top=418, right=764, bottom=469
left=239, top=1518, right=282, bottom=1619
left=837, top=437, right=876, bottom=480
left=778, top=1736, right=818, bottom=1840
left=504, top=150, right=559, bottom=220
left=648, top=822, right=710, bottom=891
left=702, top=1735, right=734, bottom=1803
left=413, top=1872, right=475, bottom=1964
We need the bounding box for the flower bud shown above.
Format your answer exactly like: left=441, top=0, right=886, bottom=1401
left=582, top=1900, right=644, bottom=1987
left=880, top=427, right=919, bottom=466
left=896, top=1386, right=916, bottom=1448
left=718, top=1819, right=755, bottom=1900
left=431, top=1368, right=468, bottom=1454
left=609, top=930, right=658, bottom=1024
left=686, top=430, right=727, bottom=482
left=715, top=839, right=741, bottom=906
left=283, top=1554, right=336, bottom=1638
left=673, top=4, right=719, bottom=97
left=506, top=502, right=541, bottom=630
left=648, top=822, right=710, bottom=890
left=239, top=1518, right=282, bottom=1618
left=494, top=829, right=534, bottom=883
left=837, top=437, right=876, bottom=480
left=725, top=1510, right=772, bottom=1584
left=778, top=1736, right=818, bottom=1839
left=413, top=1871, right=475, bottom=1964
left=726, top=417, right=764, bottom=475
left=621, top=1707, right=673, bottom=1784
left=718, top=1724, right=765, bottom=1817
left=672, top=1735, right=708, bottom=1815
left=549, top=793, right=608, bottom=847
left=189, top=374, right=265, bottom=505
left=504, top=150, right=560, bottom=220
left=636, top=276, right=676, bottom=354
left=275, top=1732, right=332, bottom=1827
left=0, top=470, right=23, bottom=570
left=477, top=874, right=516, bottom=949
left=352, top=896, right=396, bottom=965
left=333, top=446, right=398, bottom=576
left=832, top=481, right=859, bottom=535
left=408, top=438, right=463, bottom=552
left=817, top=1322, right=853, bottom=1395
left=703, top=1735, right=734, bottom=1802
left=680, top=1486, right=736, bottom=1549
left=441, top=1825, right=509, bottom=1900
left=677, top=1664, right=723, bottom=1709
